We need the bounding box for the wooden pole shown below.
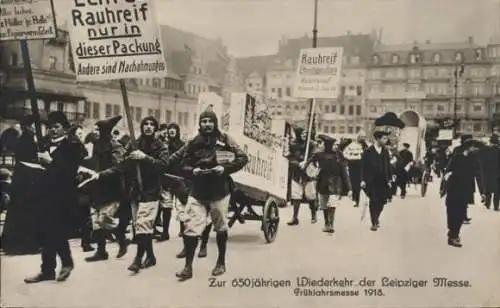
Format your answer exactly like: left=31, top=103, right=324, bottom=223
left=20, top=40, right=43, bottom=143
left=119, top=79, right=143, bottom=193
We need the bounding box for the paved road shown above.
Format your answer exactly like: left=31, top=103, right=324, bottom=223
left=2, top=183, right=500, bottom=308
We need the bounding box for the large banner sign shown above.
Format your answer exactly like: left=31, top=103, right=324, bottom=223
left=293, top=47, right=344, bottom=99
left=67, top=0, right=167, bottom=81
left=196, top=92, right=289, bottom=201
left=0, top=0, right=57, bottom=41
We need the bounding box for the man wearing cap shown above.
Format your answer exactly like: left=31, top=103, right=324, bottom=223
left=89, top=116, right=169, bottom=273
left=162, top=107, right=248, bottom=280
left=84, top=116, right=128, bottom=262
left=287, top=127, right=318, bottom=225
left=396, top=143, right=414, bottom=199
left=360, top=131, right=392, bottom=231
left=25, top=111, right=87, bottom=283
left=302, top=135, right=352, bottom=233
left=442, top=135, right=485, bottom=247
left=343, top=133, right=367, bottom=207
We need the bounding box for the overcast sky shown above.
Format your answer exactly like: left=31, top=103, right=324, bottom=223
left=54, top=0, right=499, bottom=57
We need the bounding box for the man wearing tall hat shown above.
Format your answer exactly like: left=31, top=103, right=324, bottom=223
left=25, top=111, right=87, bottom=283
left=162, top=107, right=248, bottom=280
left=360, top=130, right=392, bottom=231
left=84, top=116, right=128, bottom=262
left=89, top=116, right=169, bottom=273
left=343, top=132, right=367, bottom=207
left=442, top=134, right=485, bottom=247
left=287, top=127, right=318, bottom=225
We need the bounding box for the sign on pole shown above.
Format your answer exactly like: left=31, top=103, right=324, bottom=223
left=0, top=0, right=57, bottom=41
left=67, top=0, right=167, bottom=81
left=293, top=47, right=344, bottom=99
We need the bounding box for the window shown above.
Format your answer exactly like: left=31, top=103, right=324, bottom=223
left=277, top=88, right=282, bottom=98
left=372, top=55, right=380, bottom=64
left=356, top=127, right=361, bottom=133
left=370, top=105, right=377, bottom=113
left=339, top=126, right=345, bottom=134
left=331, top=126, right=336, bottom=134
left=331, top=105, right=337, bottom=113
left=92, top=102, right=100, bottom=119
left=286, top=87, right=291, bottom=96
left=473, top=123, right=482, bottom=132
left=473, top=104, right=483, bottom=112
left=437, top=105, right=445, bottom=112
left=271, top=88, right=275, bottom=92
left=455, top=52, right=463, bottom=62
left=166, top=110, right=172, bottom=123
left=356, top=86, right=362, bottom=96
left=340, top=105, right=345, bottom=115
left=348, top=105, right=354, bottom=115
left=57, top=102, right=64, bottom=111
left=152, top=78, right=161, bottom=88
left=11, top=53, right=18, bottom=66
left=113, top=104, right=120, bottom=116
left=84, top=101, right=91, bottom=118
left=154, top=109, right=160, bottom=120
left=340, top=86, right=345, bottom=97
left=433, top=53, right=441, bottom=63
left=177, top=112, right=182, bottom=124
left=184, top=112, right=189, bottom=126
left=356, top=105, right=362, bottom=116
left=324, top=126, right=330, bottom=133
left=324, top=105, right=330, bottom=113
left=135, top=107, right=142, bottom=122
left=148, top=108, right=154, bottom=116
left=105, top=103, right=113, bottom=118
left=391, top=54, right=399, bottom=64
left=49, top=56, right=57, bottom=69
left=248, top=82, right=252, bottom=88
left=348, top=126, right=353, bottom=134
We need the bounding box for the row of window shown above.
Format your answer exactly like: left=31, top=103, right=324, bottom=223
left=83, top=101, right=197, bottom=127
left=138, top=78, right=184, bottom=91
left=367, top=103, right=486, bottom=114
left=369, top=67, right=490, bottom=80
left=372, top=49, right=484, bottom=65
left=268, top=85, right=363, bottom=98
left=320, top=125, right=363, bottom=135
left=369, top=83, right=490, bottom=96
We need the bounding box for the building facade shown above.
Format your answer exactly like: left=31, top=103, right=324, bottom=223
left=237, top=32, right=376, bottom=139
left=366, top=38, right=492, bottom=136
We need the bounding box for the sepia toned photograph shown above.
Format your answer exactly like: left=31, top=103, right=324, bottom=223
left=0, top=0, right=499, bottom=307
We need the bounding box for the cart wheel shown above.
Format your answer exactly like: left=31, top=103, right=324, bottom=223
left=421, top=173, right=428, bottom=197
left=262, top=197, right=280, bottom=243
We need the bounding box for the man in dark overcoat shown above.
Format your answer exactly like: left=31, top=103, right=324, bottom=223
left=442, top=135, right=485, bottom=247
left=360, top=131, right=392, bottom=231
left=477, top=136, right=500, bottom=211
left=24, top=111, right=87, bottom=283
left=397, top=143, right=414, bottom=199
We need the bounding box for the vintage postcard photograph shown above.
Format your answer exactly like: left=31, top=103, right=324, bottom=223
left=0, top=0, right=499, bottom=307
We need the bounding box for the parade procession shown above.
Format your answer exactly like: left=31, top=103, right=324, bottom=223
left=1, top=0, right=500, bottom=307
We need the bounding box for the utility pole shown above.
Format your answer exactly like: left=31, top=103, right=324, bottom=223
left=306, top=0, right=319, bottom=142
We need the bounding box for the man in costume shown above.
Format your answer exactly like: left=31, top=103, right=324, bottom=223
left=164, top=107, right=248, bottom=280
left=287, top=127, right=317, bottom=225
left=91, top=116, right=168, bottom=273
left=302, top=135, right=351, bottom=233
left=84, top=116, right=128, bottom=262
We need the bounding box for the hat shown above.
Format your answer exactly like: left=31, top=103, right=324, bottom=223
left=47, top=111, right=70, bottom=129
left=460, top=134, right=473, bottom=144
left=403, top=143, right=410, bottom=148
left=140, top=116, right=159, bottom=132
left=317, top=134, right=336, bottom=144
left=199, top=105, right=219, bottom=128
left=96, top=115, right=122, bottom=136
left=159, top=123, right=169, bottom=130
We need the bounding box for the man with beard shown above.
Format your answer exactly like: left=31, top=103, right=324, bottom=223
left=287, top=127, right=317, bottom=225
left=442, top=135, right=485, bottom=247
left=24, top=111, right=87, bottom=283
left=162, top=107, right=248, bottom=280
left=89, top=116, right=168, bottom=273
left=84, top=116, right=128, bottom=262
left=343, top=133, right=367, bottom=207
left=360, top=131, right=392, bottom=231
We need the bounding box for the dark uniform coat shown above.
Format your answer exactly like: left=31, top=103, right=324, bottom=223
left=361, top=145, right=392, bottom=202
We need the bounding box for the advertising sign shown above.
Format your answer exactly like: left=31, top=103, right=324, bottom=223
left=0, top=0, right=57, bottom=41
left=293, top=47, right=344, bottom=99
left=67, top=0, right=167, bottom=81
